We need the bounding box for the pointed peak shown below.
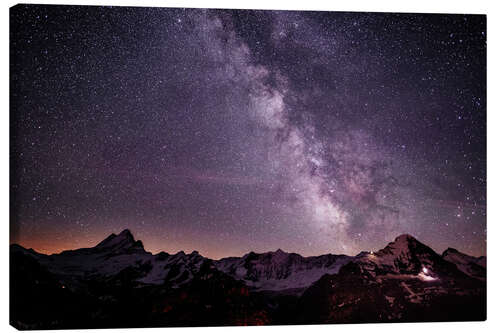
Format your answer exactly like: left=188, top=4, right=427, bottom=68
left=275, top=248, right=285, bottom=254
left=443, top=247, right=459, bottom=256
left=118, top=229, right=134, bottom=239
left=376, top=233, right=430, bottom=257
left=387, top=234, right=424, bottom=249
left=394, top=234, right=417, bottom=243
left=134, top=239, right=144, bottom=249
left=96, top=229, right=137, bottom=250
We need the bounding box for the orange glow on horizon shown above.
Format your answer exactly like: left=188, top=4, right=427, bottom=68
left=10, top=231, right=241, bottom=260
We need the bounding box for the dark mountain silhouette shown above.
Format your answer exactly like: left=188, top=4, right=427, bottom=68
left=10, top=230, right=486, bottom=329
left=442, top=247, right=486, bottom=280
left=297, top=235, right=486, bottom=324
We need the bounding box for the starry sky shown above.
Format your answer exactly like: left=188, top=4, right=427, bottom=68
left=10, top=5, right=486, bottom=259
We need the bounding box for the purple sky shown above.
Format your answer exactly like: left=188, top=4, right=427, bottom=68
left=10, top=5, right=486, bottom=258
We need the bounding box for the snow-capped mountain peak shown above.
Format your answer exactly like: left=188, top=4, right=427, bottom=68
left=10, top=230, right=486, bottom=296
left=356, top=234, right=447, bottom=276
left=95, top=229, right=144, bottom=252
left=382, top=234, right=421, bottom=254
left=215, top=249, right=353, bottom=292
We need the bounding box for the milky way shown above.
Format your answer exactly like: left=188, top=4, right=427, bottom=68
left=10, top=5, right=486, bottom=258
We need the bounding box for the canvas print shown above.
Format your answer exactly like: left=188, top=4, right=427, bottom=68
left=10, top=4, right=486, bottom=329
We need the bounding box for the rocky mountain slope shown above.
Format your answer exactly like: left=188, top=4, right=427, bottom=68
left=10, top=230, right=486, bottom=329
left=297, top=235, right=486, bottom=323
left=442, top=247, right=486, bottom=280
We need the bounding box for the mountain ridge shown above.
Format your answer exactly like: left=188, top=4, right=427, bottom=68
left=10, top=229, right=487, bottom=328
left=11, top=229, right=486, bottom=290
left=12, top=229, right=484, bottom=261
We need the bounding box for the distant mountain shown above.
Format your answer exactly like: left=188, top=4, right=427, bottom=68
left=355, top=234, right=469, bottom=278
left=12, top=229, right=212, bottom=289
left=10, top=230, right=486, bottom=329
left=442, top=247, right=486, bottom=280
left=94, top=229, right=145, bottom=253
left=216, top=249, right=352, bottom=293
left=12, top=229, right=353, bottom=293
left=297, top=235, right=486, bottom=324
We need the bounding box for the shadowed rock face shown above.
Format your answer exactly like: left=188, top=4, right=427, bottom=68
left=296, top=235, right=486, bottom=324
left=296, top=260, right=485, bottom=324
left=354, top=234, right=470, bottom=279
left=96, top=229, right=140, bottom=249
left=10, top=231, right=486, bottom=329
left=442, top=247, right=486, bottom=280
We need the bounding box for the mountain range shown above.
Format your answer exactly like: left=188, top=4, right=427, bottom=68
left=10, top=229, right=486, bottom=329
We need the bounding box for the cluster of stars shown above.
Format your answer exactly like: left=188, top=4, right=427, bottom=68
left=10, top=5, right=486, bottom=258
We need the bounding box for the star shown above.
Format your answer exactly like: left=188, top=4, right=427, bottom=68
left=10, top=5, right=486, bottom=258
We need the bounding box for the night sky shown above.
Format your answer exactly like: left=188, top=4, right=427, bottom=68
left=10, top=5, right=486, bottom=259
